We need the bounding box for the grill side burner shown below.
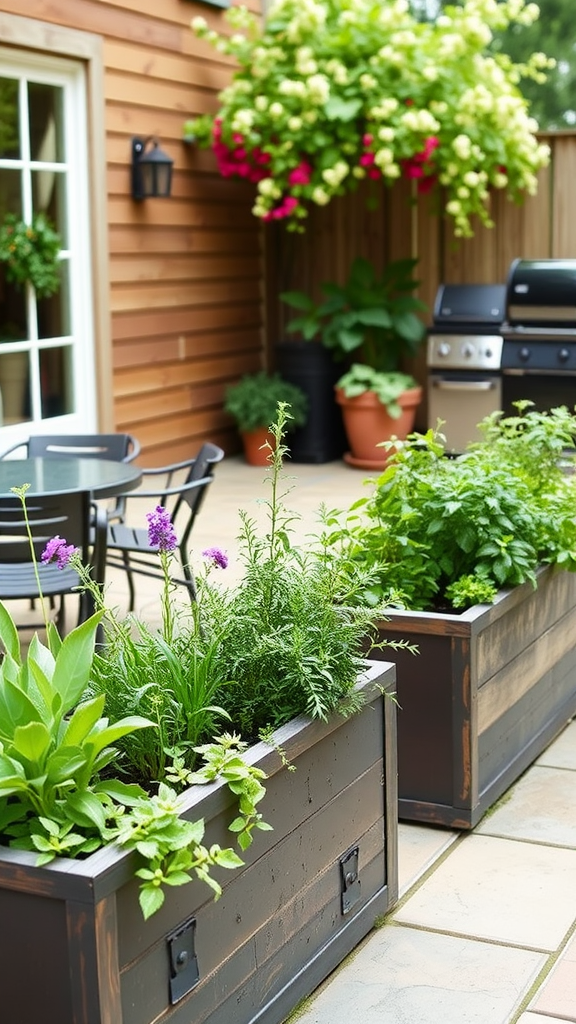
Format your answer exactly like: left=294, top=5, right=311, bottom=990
left=427, top=284, right=506, bottom=451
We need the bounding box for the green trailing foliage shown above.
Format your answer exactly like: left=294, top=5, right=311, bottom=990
left=0, top=212, right=62, bottom=298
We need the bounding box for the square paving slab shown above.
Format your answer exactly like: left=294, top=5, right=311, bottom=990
left=393, top=834, right=576, bottom=950
left=292, top=925, right=545, bottom=1024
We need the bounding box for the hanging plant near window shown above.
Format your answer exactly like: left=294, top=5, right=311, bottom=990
left=0, top=212, right=62, bottom=298
left=185, top=0, right=554, bottom=236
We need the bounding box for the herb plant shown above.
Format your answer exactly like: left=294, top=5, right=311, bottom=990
left=0, top=212, right=62, bottom=297
left=223, top=371, right=308, bottom=433
left=337, top=404, right=576, bottom=612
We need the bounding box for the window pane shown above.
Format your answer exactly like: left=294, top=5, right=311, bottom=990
left=0, top=270, right=28, bottom=344
left=0, top=168, right=23, bottom=221
left=40, top=345, right=73, bottom=418
left=37, top=260, right=70, bottom=340
left=32, top=169, right=67, bottom=243
left=0, top=77, right=20, bottom=160
left=0, top=350, right=31, bottom=425
left=28, top=83, right=65, bottom=163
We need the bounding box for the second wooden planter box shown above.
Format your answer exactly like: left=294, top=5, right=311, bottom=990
left=371, top=566, right=576, bottom=829
left=0, top=661, right=397, bottom=1024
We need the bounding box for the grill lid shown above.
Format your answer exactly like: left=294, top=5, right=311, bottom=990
left=506, top=258, right=576, bottom=326
left=432, top=283, right=507, bottom=328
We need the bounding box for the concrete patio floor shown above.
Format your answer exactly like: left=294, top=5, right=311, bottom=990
left=10, top=452, right=576, bottom=1024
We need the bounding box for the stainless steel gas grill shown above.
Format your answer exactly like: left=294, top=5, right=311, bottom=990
left=500, top=258, right=576, bottom=413
left=427, top=283, right=506, bottom=451
left=427, top=261, right=576, bottom=452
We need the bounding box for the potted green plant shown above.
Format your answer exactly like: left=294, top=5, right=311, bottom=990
left=0, top=407, right=399, bottom=1024
left=335, top=402, right=576, bottom=828
left=0, top=212, right=62, bottom=297
left=224, top=370, right=308, bottom=464
left=282, top=257, right=427, bottom=468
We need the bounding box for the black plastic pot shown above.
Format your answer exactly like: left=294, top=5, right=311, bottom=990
left=275, top=341, right=347, bottom=463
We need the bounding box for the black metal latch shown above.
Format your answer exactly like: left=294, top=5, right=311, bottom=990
left=167, top=916, right=200, bottom=1004
left=340, top=845, right=361, bottom=915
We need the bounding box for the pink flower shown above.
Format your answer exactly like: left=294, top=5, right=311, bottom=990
left=288, top=161, right=313, bottom=186
left=362, top=133, right=373, bottom=147
left=263, top=196, right=299, bottom=221
left=359, top=152, right=375, bottom=167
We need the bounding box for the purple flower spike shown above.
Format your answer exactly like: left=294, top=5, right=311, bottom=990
left=202, top=546, right=228, bottom=569
left=41, top=535, right=78, bottom=570
left=146, top=505, right=178, bottom=552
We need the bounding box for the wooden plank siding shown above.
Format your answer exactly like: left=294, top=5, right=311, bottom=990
left=0, top=0, right=265, bottom=464
left=266, top=132, right=576, bottom=431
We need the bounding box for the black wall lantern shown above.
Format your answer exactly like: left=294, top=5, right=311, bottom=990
left=131, top=137, right=174, bottom=200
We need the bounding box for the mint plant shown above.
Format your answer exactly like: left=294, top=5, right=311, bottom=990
left=338, top=404, right=576, bottom=611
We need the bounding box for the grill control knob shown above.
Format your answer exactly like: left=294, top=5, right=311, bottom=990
left=462, top=342, right=475, bottom=359
left=559, top=348, right=570, bottom=364
left=519, top=347, right=531, bottom=362
left=438, top=342, right=451, bottom=357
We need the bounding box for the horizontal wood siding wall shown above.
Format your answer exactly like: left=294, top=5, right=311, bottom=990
left=267, top=132, right=576, bottom=427
left=0, top=0, right=265, bottom=464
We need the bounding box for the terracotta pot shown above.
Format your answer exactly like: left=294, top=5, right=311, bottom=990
left=241, top=426, right=275, bottom=466
left=335, top=385, right=423, bottom=470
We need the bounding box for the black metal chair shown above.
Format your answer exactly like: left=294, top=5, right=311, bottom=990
left=0, top=490, right=108, bottom=631
left=105, top=442, right=224, bottom=610
left=0, top=433, right=141, bottom=522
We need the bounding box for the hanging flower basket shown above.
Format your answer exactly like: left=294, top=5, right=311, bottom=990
left=185, top=0, right=553, bottom=236
left=0, top=212, right=62, bottom=297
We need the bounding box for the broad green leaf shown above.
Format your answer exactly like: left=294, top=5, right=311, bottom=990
left=61, top=695, right=106, bottom=747
left=45, top=748, right=88, bottom=785
left=51, top=612, right=103, bottom=714
left=94, top=779, right=148, bottom=805
left=0, top=601, right=20, bottom=662
left=0, top=679, right=44, bottom=741
left=84, top=715, right=155, bottom=760
left=139, top=885, right=165, bottom=920
left=64, top=790, right=107, bottom=832
left=214, top=848, right=244, bottom=868
left=12, top=721, right=52, bottom=764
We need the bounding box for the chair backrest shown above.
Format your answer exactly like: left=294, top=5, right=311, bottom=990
left=0, top=490, right=92, bottom=564
left=27, top=433, right=140, bottom=463
left=164, top=443, right=224, bottom=550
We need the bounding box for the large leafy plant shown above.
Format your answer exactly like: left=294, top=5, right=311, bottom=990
left=336, top=403, right=576, bottom=611
left=185, top=0, right=552, bottom=235
left=282, top=257, right=427, bottom=372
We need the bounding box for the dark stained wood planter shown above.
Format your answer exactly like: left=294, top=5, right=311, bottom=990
left=0, top=661, right=397, bottom=1024
left=371, top=566, right=576, bottom=829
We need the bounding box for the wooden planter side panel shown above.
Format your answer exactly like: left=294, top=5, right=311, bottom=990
left=0, top=664, right=396, bottom=1024
left=116, top=678, right=397, bottom=1024
left=477, top=570, right=576, bottom=805
left=374, top=568, right=576, bottom=829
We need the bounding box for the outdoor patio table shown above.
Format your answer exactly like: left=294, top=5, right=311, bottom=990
left=0, top=457, right=142, bottom=499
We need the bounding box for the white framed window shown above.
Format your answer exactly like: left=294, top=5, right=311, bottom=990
left=0, top=49, right=96, bottom=442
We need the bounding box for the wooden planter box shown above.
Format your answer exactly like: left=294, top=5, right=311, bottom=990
left=371, top=567, right=576, bottom=829
left=0, top=662, right=397, bottom=1024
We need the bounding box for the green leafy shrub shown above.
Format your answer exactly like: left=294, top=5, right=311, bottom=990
left=0, top=213, right=61, bottom=297
left=224, top=371, right=308, bottom=433
left=336, top=403, right=576, bottom=611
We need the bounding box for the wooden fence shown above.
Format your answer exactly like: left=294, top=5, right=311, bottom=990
left=265, top=131, right=576, bottom=416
